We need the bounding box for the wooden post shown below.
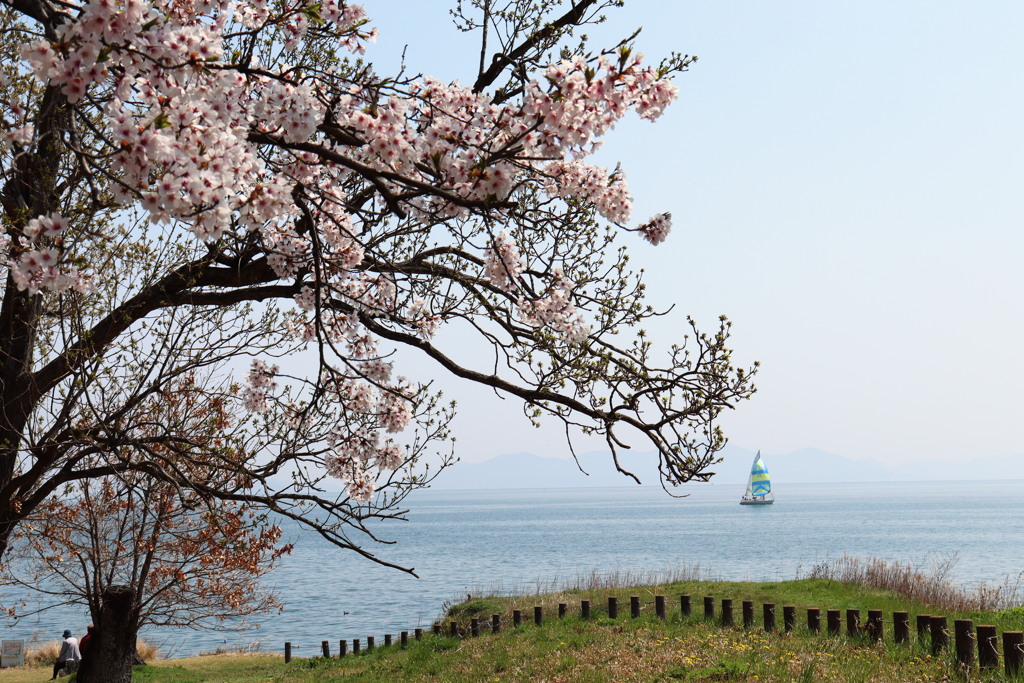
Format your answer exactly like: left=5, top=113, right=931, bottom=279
left=655, top=595, right=666, bottom=620
left=608, top=597, right=618, bottom=619
left=826, top=609, right=841, bottom=636
left=743, top=600, right=755, bottom=628
left=866, top=610, right=883, bottom=642
left=846, top=609, right=860, bottom=637
left=893, top=611, right=909, bottom=644
left=322, top=641, right=330, bottom=658
left=916, top=614, right=931, bottom=644
left=681, top=594, right=691, bottom=617
left=582, top=600, right=591, bottom=619
left=559, top=603, right=567, bottom=619
left=534, top=606, right=543, bottom=626
left=513, top=609, right=522, bottom=627
left=432, top=624, right=441, bottom=636
left=492, top=614, right=501, bottom=634
left=783, top=605, right=796, bottom=633
left=385, top=634, right=393, bottom=647
left=339, top=640, right=347, bottom=657
left=953, top=620, right=974, bottom=670
left=763, top=603, right=776, bottom=632
left=450, top=621, right=459, bottom=637
left=704, top=596, right=715, bottom=620
left=930, top=616, right=948, bottom=655
left=631, top=596, right=641, bottom=619
left=400, top=632, right=408, bottom=647
left=353, top=639, right=360, bottom=654
left=807, top=608, right=821, bottom=633
left=284, top=642, right=292, bottom=663
left=1004, top=631, right=1023, bottom=676
left=977, top=625, right=998, bottom=670
left=721, top=599, right=733, bottom=628
left=415, top=628, right=423, bottom=641
left=471, top=618, right=479, bottom=637
left=366, top=636, right=374, bottom=651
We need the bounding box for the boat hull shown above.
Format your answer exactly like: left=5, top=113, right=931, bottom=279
left=739, top=498, right=774, bottom=506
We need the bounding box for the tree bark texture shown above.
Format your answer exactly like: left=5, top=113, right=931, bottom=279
left=76, top=584, right=137, bottom=683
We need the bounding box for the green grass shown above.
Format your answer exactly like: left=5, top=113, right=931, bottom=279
left=4, top=578, right=1023, bottom=681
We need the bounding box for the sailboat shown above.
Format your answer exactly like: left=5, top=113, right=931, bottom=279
left=739, top=451, right=774, bottom=505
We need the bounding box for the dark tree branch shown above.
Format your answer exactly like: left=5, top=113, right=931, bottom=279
left=472, top=0, right=599, bottom=94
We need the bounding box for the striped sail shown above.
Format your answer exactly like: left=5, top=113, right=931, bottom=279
left=744, top=451, right=771, bottom=497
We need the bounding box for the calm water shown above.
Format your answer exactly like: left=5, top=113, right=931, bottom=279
left=3, top=480, right=1022, bottom=656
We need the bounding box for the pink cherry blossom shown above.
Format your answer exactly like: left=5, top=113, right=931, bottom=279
left=7, top=0, right=681, bottom=495
left=242, top=360, right=279, bottom=413
left=378, top=385, right=413, bottom=433
left=638, top=212, right=672, bottom=245
left=518, top=267, right=591, bottom=345
left=483, top=230, right=524, bottom=291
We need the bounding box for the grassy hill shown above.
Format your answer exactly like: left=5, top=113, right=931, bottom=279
left=3, top=568, right=1022, bottom=682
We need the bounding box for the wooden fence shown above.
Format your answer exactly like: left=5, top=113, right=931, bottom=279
left=283, top=593, right=1024, bottom=676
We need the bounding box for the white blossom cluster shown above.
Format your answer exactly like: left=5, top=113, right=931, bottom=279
left=7, top=1, right=682, bottom=499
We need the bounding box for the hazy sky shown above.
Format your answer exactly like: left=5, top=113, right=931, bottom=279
left=361, top=1, right=1024, bottom=467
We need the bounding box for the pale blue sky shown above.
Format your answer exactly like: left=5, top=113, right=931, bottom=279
left=362, top=1, right=1024, bottom=468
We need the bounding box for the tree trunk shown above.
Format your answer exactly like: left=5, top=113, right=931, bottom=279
left=0, top=79, right=73, bottom=565
left=76, top=585, right=138, bottom=683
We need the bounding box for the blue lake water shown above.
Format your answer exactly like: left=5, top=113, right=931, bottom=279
left=2, top=479, right=1022, bottom=657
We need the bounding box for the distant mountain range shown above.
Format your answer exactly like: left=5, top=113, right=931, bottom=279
left=431, top=445, right=1024, bottom=490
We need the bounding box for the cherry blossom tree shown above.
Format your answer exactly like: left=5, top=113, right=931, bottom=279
left=1, top=378, right=290, bottom=675
left=0, top=0, right=756, bottom=657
